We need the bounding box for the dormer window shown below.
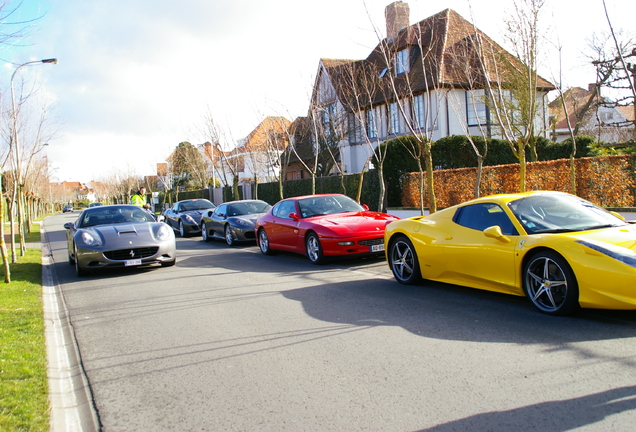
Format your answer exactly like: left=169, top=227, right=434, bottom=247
left=395, top=48, right=409, bottom=75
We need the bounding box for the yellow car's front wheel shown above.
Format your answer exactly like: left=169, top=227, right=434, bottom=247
left=523, top=251, right=579, bottom=315
left=389, top=235, right=421, bottom=285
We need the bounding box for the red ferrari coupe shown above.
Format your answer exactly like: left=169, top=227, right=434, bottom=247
left=255, top=194, right=399, bottom=264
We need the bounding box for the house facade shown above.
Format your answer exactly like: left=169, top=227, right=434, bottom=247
left=308, top=1, right=554, bottom=174
left=214, top=116, right=291, bottom=187
left=549, top=84, right=635, bottom=143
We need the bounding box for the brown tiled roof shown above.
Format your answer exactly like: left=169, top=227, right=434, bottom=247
left=226, top=116, right=291, bottom=157
left=61, top=181, right=82, bottom=189
left=322, top=8, right=554, bottom=111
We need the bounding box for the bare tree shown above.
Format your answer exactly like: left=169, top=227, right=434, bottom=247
left=474, top=0, right=552, bottom=192
left=167, top=141, right=208, bottom=191
left=369, top=15, right=447, bottom=214
left=586, top=2, right=636, bottom=140
left=333, top=59, right=392, bottom=209
left=445, top=26, right=492, bottom=198
left=262, top=118, right=291, bottom=200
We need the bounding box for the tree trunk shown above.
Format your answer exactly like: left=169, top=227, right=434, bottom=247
left=424, top=144, right=437, bottom=214
left=518, top=142, right=527, bottom=192
left=0, top=174, right=11, bottom=283
left=475, top=155, right=484, bottom=199
left=356, top=170, right=364, bottom=204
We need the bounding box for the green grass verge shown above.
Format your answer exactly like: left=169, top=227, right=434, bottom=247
left=0, top=222, right=49, bottom=431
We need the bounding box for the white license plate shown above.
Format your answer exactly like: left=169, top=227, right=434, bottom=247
left=370, top=244, right=385, bottom=252
left=125, top=259, right=142, bottom=266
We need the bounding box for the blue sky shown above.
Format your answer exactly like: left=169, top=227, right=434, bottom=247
left=1, top=0, right=633, bottom=183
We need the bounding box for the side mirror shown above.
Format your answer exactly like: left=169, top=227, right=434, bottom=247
left=289, top=212, right=299, bottom=221
left=63, top=222, right=74, bottom=230
left=362, top=204, right=369, bottom=211
left=156, top=215, right=165, bottom=223
left=610, top=211, right=626, bottom=221
left=483, top=225, right=510, bottom=243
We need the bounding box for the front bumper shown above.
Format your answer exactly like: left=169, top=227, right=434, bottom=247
left=320, top=236, right=385, bottom=257
left=76, top=243, right=176, bottom=270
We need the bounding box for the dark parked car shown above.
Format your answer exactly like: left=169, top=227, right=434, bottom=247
left=63, top=205, right=74, bottom=213
left=63, top=204, right=176, bottom=276
left=163, top=199, right=216, bottom=237
left=201, top=199, right=271, bottom=246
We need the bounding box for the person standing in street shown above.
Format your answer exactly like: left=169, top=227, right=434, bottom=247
left=131, top=187, right=147, bottom=207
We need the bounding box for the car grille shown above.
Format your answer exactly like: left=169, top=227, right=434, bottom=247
left=104, top=247, right=159, bottom=260
left=358, top=238, right=383, bottom=246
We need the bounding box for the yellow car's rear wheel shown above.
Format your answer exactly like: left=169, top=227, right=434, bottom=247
left=523, top=251, right=579, bottom=315
left=389, top=235, right=421, bottom=284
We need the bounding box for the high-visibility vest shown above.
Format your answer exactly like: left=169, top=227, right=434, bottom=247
left=131, top=193, right=147, bottom=207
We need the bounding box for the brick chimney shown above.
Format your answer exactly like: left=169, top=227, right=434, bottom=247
left=385, top=1, right=410, bottom=41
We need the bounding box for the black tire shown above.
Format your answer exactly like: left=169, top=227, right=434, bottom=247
left=225, top=224, right=234, bottom=246
left=178, top=220, right=187, bottom=237
left=74, top=244, right=87, bottom=277
left=523, top=250, right=579, bottom=315
left=258, top=228, right=275, bottom=255
left=68, top=245, right=75, bottom=265
left=201, top=222, right=211, bottom=242
left=388, top=235, right=421, bottom=284
left=305, top=232, right=325, bottom=265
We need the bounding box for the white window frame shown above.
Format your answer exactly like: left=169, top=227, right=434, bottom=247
left=466, top=89, right=488, bottom=126
left=323, top=103, right=337, bottom=125
left=395, top=48, right=409, bottom=76
left=412, top=94, right=438, bottom=132
left=366, top=109, right=377, bottom=139
left=389, top=102, right=400, bottom=135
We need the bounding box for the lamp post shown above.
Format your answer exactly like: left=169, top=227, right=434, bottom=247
left=9, top=58, right=58, bottom=261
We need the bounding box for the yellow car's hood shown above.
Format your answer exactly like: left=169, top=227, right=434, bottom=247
left=567, top=225, right=636, bottom=267
left=570, top=224, right=636, bottom=251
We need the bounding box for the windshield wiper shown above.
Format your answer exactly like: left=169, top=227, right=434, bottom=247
left=581, top=224, right=623, bottom=231
left=533, top=228, right=579, bottom=234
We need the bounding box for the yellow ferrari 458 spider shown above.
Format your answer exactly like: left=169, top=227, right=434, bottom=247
left=384, top=191, right=636, bottom=315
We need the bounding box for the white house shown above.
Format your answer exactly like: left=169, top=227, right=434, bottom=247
left=306, top=1, right=554, bottom=175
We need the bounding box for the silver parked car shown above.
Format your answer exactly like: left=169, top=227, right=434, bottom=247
left=64, top=204, right=176, bottom=276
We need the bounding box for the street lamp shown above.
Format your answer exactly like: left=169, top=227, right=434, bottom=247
left=9, top=58, right=58, bottom=260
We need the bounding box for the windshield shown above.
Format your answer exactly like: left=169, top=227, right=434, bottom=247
left=227, top=201, right=271, bottom=216
left=508, top=193, right=627, bottom=234
left=80, top=206, right=155, bottom=227
left=180, top=199, right=215, bottom=211
left=298, top=195, right=364, bottom=218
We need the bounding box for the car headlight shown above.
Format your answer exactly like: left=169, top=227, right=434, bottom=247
left=184, top=215, right=196, bottom=224
left=80, top=231, right=102, bottom=246
left=235, top=219, right=249, bottom=226
left=577, top=239, right=636, bottom=268
left=156, top=224, right=174, bottom=241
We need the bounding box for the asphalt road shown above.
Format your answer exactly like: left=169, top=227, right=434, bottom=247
left=44, top=212, right=636, bottom=431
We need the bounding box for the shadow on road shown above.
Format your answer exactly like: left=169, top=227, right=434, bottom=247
left=417, top=385, right=636, bottom=431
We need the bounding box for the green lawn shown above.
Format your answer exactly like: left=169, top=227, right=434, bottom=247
left=0, top=223, right=49, bottom=431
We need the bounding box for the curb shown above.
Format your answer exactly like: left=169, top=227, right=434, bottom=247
left=41, top=224, right=101, bottom=431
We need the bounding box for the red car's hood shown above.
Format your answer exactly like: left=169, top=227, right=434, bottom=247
left=313, top=211, right=399, bottom=235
